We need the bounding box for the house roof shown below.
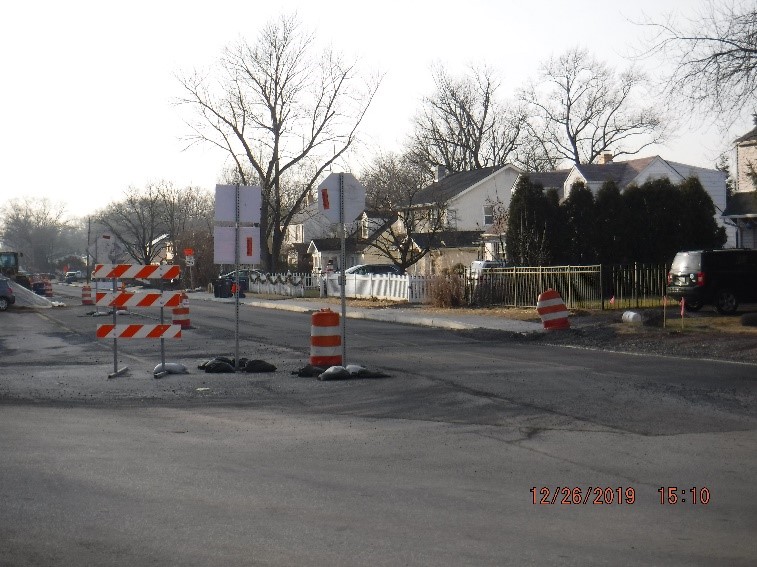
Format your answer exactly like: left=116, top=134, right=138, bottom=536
left=290, top=242, right=310, bottom=254
left=572, top=156, right=659, bottom=187
left=308, top=238, right=362, bottom=254
left=413, top=166, right=503, bottom=205
left=735, top=126, right=757, bottom=144
left=525, top=170, right=571, bottom=189
left=412, top=230, right=482, bottom=250
left=723, top=191, right=757, bottom=217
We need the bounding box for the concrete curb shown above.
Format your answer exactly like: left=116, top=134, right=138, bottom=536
left=188, top=291, right=544, bottom=334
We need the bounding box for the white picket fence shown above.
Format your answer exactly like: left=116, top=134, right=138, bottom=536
left=244, top=272, right=318, bottom=297
left=323, top=274, right=432, bottom=303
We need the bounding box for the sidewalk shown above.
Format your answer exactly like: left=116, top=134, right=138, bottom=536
left=189, top=291, right=545, bottom=334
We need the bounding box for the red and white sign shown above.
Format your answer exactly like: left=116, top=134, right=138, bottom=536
left=213, top=227, right=260, bottom=264
left=96, top=324, right=182, bottom=339
left=184, top=248, right=195, bottom=267
left=95, top=291, right=184, bottom=308
left=92, top=264, right=181, bottom=280
left=318, top=172, right=366, bottom=224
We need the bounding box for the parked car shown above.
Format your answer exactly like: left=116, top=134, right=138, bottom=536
left=666, top=249, right=757, bottom=314
left=470, top=260, right=507, bottom=277
left=0, top=276, right=16, bottom=311
left=64, top=271, right=81, bottom=283
left=344, top=264, right=405, bottom=276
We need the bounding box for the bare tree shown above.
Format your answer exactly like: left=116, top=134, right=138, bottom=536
left=409, top=65, right=536, bottom=173
left=96, top=185, right=168, bottom=265
left=157, top=183, right=215, bottom=286
left=639, top=0, right=757, bottom=126
left=177, top=14, right=380, bottom=271
left=521, top=47, right=665, bottom=165
left=361, top=152, right=446, bottom=272
left=0, top=197, right=76, bottom=273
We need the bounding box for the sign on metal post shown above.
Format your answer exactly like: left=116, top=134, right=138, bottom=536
left=213, top=184, right=263, bottom=371
left=318, top=172, right=366, bottom=224
left=317, top=172, right=366, bottom=366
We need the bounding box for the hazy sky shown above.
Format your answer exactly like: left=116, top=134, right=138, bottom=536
left=2, top=0, right=751, bottom=219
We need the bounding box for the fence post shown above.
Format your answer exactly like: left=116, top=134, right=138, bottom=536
left=600, top=265, right=604, bottom=310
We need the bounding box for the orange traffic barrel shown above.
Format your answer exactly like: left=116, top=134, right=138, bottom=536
left=82, top=285, right=94, bottom=305
left=310, top=309, right=342, bottom=367
left=536, top=289, right=570, bottom=330
left=172, top=293, right=191, bottom=329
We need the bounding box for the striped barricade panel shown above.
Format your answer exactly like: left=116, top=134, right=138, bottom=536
left=96, top=324, right=182, bottom=339
left=92, top=264, right=182, bottom=280
left=310, top=309, right=342, bottom=367
left=95, top=291, right=184, bottom=308
left=536, top=289, right=570, bottom=330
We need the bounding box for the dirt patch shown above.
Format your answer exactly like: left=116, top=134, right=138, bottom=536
left=317, top=298, right=757, bottom=364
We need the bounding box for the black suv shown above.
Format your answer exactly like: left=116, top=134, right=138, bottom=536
left=0, top=276, right=17, bottom=311
left=666, top=249, right=757, bottom=314
left=216, top=269, right=265, bottom=294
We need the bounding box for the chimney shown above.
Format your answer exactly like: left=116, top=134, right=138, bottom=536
left=435, top=165, right=447, bottom=182
left=597, top=153, right=613, bottom=165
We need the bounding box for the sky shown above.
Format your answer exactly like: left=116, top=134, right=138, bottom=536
left=2, top=0, right=752, bottom=220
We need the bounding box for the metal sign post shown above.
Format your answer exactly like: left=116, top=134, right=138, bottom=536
left=234, top=184, right=241, bottom=371
left=156, top=277, right=167, bottom=378
left=184, top=248, right=195, bottom=290
left=318, top=172, right=366, bottom=368
left=213, top=184, right=262, bottom=372
left=109, top=275, right=128, bottom=378
left=339, top=174, right=348, bottom=366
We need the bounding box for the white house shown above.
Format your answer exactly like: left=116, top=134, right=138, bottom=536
left=724, top=123, right=757, bottom=248
left=413, top=165, right=522, bottom=231
left=410, top=165, right=522, bottom=265
left=563, top=155, right=733, bottom=246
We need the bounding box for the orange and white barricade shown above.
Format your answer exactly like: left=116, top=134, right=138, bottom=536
left=536, top=289, right=570, bottom=330
left=310, top=309, right=342, bottom=367
left=96, top=324, right=182, bottom=339
left=172, top=293, right=191, bottom=329
left=82, top=285, right=94, bottom=305
left=92, top=263, right=185, bottom=379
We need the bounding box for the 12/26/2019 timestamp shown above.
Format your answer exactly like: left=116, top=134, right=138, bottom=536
left=530, top=486, right=712, bottom=505
left=531, top=486, right=636, bottom=505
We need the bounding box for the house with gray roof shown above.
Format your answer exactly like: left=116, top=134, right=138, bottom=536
left=563, top=155, right=732, bottom=246
left=525, top=170, right=571, bottom=199
left=409, top=165, right=522, bottom=271
left=413, top=165, right=522, bottom=232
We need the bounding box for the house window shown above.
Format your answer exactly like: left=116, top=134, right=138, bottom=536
left=446, top=209, right=458, bottom=229
left=360, top=217, right=368, bottom=239
left=483, top=205, right=494, bottom=225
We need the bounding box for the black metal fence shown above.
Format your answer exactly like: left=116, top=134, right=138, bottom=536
left=466, top=264, right=670, bottom=310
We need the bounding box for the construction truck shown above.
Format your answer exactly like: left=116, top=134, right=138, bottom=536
left=0, top=251, right=31, bottom=289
